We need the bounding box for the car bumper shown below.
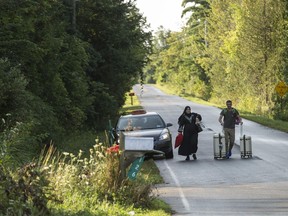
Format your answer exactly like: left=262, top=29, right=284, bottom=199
left=154, top=140, right=172, bottom=153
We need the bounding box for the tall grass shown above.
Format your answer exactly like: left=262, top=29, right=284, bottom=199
left=43, top=140, right=169, bottom=215
left=0, top=137, right=170, bottom=215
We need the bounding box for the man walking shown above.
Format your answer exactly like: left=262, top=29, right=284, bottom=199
left=218, top=100, right=242, bottom=158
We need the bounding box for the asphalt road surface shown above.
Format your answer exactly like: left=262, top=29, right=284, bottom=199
left=133, top=84, right=288, bottom=216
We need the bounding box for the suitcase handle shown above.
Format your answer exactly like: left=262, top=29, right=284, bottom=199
left=240, top=124, right=243, bottom=137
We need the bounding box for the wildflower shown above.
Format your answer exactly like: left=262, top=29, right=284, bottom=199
left=107, top=145, right=119, bottom=154
left=81, top=174, right=87, bottom=179
left=89, top=148, right=94, bottom=155
left=78, top=150, right=84, bottom=158
left=128, top=211, right=135, bottom=216
left=42, top=166, right=50, bottom=171
left=84, top=158, right=88, bottom=165
left=93, top=144, right=101, bottom=151
left=98, top=153, right=105, bottom=159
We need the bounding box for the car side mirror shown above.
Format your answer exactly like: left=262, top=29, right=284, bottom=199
left=166, top=123, right=173, bottom=127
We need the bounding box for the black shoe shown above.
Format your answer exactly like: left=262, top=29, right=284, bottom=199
left=185, top=156, right=190, bottom=161
left=192, top=154, right=197, bottom=160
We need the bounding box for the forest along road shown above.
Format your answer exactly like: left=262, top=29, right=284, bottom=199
left=133, top=84, right=288, bottom=216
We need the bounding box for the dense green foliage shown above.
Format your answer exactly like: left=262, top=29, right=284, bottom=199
left=144, top=0, right=288, bottom=120
left=0, top=0, right=152, bottom=160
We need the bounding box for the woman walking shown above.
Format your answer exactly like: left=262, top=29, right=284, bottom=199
left=178, top=106, right=202, bottom=161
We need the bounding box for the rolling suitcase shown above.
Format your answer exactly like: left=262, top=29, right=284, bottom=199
left=213, top=133, right=227, bottom=159
left=239, top=125, right=252, bottom=158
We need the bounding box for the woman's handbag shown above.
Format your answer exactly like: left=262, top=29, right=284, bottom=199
left=174, top=133, right=183, bottom=148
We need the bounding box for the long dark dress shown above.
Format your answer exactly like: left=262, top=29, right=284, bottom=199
left=178, top=112, right=202, bottom=156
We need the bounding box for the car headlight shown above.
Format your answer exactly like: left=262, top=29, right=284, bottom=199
left=159, top=129, right=170, bottom=141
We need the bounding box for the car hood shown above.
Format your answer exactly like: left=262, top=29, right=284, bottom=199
left=123, top=128, right=163, bottom=140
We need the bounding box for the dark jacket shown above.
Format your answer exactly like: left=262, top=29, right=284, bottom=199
left=178, top=112, right=202, bottom=155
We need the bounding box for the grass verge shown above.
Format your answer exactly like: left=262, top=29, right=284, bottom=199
left=155, top=84, right=288, bottom=133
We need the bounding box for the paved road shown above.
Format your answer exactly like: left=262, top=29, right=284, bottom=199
left=134, top=84, right=288, bottom=216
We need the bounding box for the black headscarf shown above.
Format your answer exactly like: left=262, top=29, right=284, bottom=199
left=178, top=106, right=202, bottom=125
left=178, top=106, right=191, bottom=124
left=182, top=106, right=192, bottom=117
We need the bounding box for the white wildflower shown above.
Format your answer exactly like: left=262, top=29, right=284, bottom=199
left=128, top=211, right=135, bottom=216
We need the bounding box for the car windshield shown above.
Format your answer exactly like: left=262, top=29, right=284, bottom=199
left=117, top=115, right=165, bottom=131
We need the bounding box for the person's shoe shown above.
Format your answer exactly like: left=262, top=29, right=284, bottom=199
left=185, top=156, right=190, bottom=161
left=192, top=154, right=197, bottom=160
left=226, top=152, right=230, bottom=159
left=228, top=150, right=232, bottom=157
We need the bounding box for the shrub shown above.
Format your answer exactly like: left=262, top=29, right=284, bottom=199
left=39, top=141, right=155, bottom=213
left=0, top=163, right=51, bottom=215
left=0, top=114, right=43, bottom=168
left=0, top=138, right=158, bottom=215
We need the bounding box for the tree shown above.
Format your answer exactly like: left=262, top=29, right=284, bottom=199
left=74, top=0, right=152, bottom=126
left=205, top=0, right=286, bottom=114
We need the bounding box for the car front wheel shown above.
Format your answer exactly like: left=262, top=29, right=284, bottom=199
left=165, top=149, right=174, bottom=159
